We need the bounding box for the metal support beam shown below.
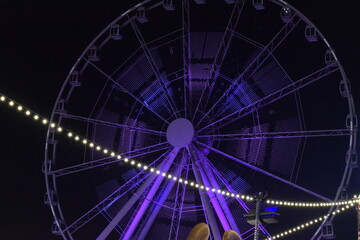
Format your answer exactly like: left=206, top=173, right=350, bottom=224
left=193, top=0, right=245, bottom=121
left=168, top=157, right=190, bottom=240
left=196, top=14, right=301, bottom=127
left=188, top=145, right=223, bottom=239
left=96, top=148, right=180, bottom=240
left=182, top=0, right=191, bottom=118
left=196, top=141, right=331, bottom=202
left=195, top=146, right=241, bottom=235
left=198, top=64, right=339, bottom=134
left=198, top=129, right=352, bottom=141
left=135, top=155, right=187, bottom=240
left=129, top=18, right=179, bottom=117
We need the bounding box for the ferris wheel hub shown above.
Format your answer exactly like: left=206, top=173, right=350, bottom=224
left=166, top=118, right=194, bottom=147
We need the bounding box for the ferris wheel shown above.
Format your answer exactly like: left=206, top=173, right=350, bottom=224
left=43, top=0, right=357, bottom=239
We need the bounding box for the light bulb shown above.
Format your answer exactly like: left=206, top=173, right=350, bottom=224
left=96, top=146, right=101, bottom=151
left=50, top=123, right=56, bottom=128
left=34, top=115, right=39, bottom=120
left=9, top=101, right=14, bottom=106
left=17, top=106, right=23, bottom=111
left=25, top=110, right=31, bottom=116
left=111, top=152, right=115, bottom=156
left=57, top=127, right=63, bottom=132
left=42, top=119, right=48, bottom=124
left=74, top=136, right=80, bottom=141
left=68, top=132, right=73, bottom=137
left=89, top=143, right=94, bottom=148
left=0, top=96, right=5, bottom=101
left=103, top=149, right=108, bottom=154
left=116, top=155, right=121, bottom=159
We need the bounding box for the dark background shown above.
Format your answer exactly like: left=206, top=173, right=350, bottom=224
left=0, top=0, right=359, bottom=239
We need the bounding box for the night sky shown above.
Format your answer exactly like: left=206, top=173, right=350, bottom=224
left=0, top=1, right=359, bottom=239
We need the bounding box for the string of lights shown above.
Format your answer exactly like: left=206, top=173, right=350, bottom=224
left=1, top=93, right=359, bottom=209
left=267, top=203, right=355, bottom=239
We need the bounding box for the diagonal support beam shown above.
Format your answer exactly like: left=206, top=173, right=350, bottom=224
left=197, top=14, right=301, bottom=127
left=198, top=64, right=339, bottom=133
left=64, top=150, right=169, bottom=234
left=198, top=129, right=352, bottom=140
left=60, top=112, right=165, bottom=136
left=168, top=156, right=190, bottom=240
left=50, top=145, right=170, bottom=177
left=187, top=145, right=222, bottom=240
left=194, top=145, right=241, bottom=235
left=182, top=0, right=191, bottom=118
left=83, top=58, right=170, bottom=124
left=196, top=141, right=331, bottom=202
left=129, top=18, right=179, bottom=117
left=96, top=148, right=180, bottom=240
left=193, top=0, right=245, bottom=121
left=134, top=154, right=187, bottom=240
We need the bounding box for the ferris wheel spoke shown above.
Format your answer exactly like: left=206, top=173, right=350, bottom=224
left=128, top=18, right=180, bottom=118
left=63, top=149, right=171, bottom=234
left=202, top=156, right=272, bottom=237
left=168, top=154, right=190, bottom=240
left=125, top=151, right=187, bottom=240
left=59, top=113, right=165, bottom=136
left=97, top=147, right=180, bottom=240
left=196, top=141, right=331, bottom=202
left=182, top=0, right=191, bottom=118
left=198, top=64, right=340, bottom=134
left=83, top=58, right=170, bottom=124
left=195, top=13, right=301, bottom=128
left=49, top=144, right=170, bottom=177
left=191, top=144, right=244, bottom=235
left=198, top=129, right=352, bottom=141
left=192, top=0, right=245, bottom=123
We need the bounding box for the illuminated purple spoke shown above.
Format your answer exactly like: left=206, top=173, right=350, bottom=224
left=182, top=0, right=191, bottom=118
left=196, top=141, right=331, bottom=202
left=198, top=129, right=352, bottom=141
left=129, top=18, right=179, bottom=118
left=198, top=64, right=340, bottom=133
left=64, top=150, right=170, bottom=234
left=50, top=143, right=170, bottom=177
left=60, top=113, right=165, bottom=136
left=196, top=14, right=301, bottom=127
left=96, top=148, right=180, bottom=240
left=192, top=0, right=245, bottom=121
left=83, top=58, right=170, bottom=124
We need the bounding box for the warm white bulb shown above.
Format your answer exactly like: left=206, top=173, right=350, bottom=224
left=111, top=152, right=115, bottom=156
left=50, top=123, right=56, bottom=128
left=42, top=119, right=48, bottom=124
left=17, top=106, right=23, bottom=111
left=143, top=166, right=148, bottom=170
left=137, top=163, right=142, bottom=168
left=0, top=96, right=5, bottom=101
left=116, top=155, right=121, bottom=159
left=96, top=146, right=101, bottom=151
left=131, top=161, right=135, bottom=165
left=82, top=139, right=87, bottom=144
left=103, top=149, right=108, bottom=154
left=74, top=136, right=80, bottom=141
left=162, top=172, right=166, bottom=177
left=68, top=132, right=73, bottom=137
left=179, top=178, right=183, bottom=183
left=89, top=143, right=94, bottom=148
left=25, top=110, right=31, bottom=116
left=9, top=101, right=14, bottom=106
left=150, top=168, right=155, bottom=172
left=57, top=127, right=63, bottom=132
left=34, top=115, right=39, bottom=120
left=167, top=174, right=172, bottom=179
